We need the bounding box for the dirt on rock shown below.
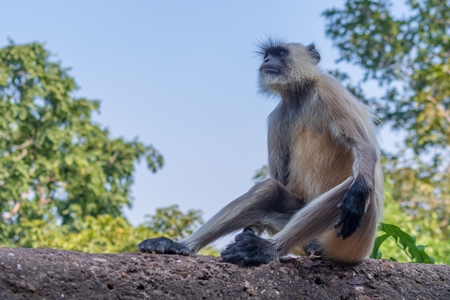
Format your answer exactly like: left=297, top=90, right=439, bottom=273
left=0, top=247, right=449, bottom=299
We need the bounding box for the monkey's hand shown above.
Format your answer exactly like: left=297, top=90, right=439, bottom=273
left=221, top=229, right=278, bottom=266
left=137, top=237, right=192, bottom=256
left=334, top=177, right=368, bottom=240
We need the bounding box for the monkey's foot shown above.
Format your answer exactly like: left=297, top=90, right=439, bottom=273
left=137, top=237, right=192, bottom=256
left=220, top=230, right=278, bottom=267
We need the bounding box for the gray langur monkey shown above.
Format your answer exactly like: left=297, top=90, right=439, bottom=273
left=138, top=39, right=383, bottom=266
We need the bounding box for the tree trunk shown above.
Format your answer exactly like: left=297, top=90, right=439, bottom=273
left=0, top=248, right=449, bottom=299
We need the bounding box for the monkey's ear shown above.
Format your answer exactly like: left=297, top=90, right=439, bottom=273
left=307, top=43, right=321, bottom=64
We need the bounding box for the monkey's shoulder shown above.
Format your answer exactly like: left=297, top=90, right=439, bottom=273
left=317, top=76, right=369, bottom=111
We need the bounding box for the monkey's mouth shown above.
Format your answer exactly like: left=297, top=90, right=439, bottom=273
left=260, top=66, right=280, bottom=75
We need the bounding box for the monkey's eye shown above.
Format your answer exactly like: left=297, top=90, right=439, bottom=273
left=264, top=47, right=287, bottom=59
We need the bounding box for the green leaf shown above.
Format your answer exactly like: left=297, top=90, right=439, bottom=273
left=370, top=233, right=390, bottom=259
left=374, top=223, right=435, bottom=264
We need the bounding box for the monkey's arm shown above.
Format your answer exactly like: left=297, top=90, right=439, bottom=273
left=328, top=93, right=378, bottom=240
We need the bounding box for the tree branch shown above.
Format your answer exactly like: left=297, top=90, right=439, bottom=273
left=109, top=151, right=119, bottom=164
left=3, top=190, right=30, bottom=221
left=16, top=149, right=28, bottom=160
left=15, top=138, right=34, bottom=150
left=38, top=185, right=50, bottom=205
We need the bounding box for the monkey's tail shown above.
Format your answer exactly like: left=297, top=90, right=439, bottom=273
left=271, top=176, right=353, bottom=255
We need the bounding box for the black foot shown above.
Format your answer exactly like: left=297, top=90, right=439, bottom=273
left=137, top=237, right=192, bottom=255
left=220, top=230, right=278, bottom=266
left=335, top=177, right=368, bottom=240
left=303, top=240, right=323, bottom=259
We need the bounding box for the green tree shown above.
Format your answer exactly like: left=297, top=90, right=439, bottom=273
left=0, top=40, right=166, bottom=248
left=0, top=41, right=219, bottom=256
left=19, top=204, right=211, bottom=254
left=323, top=0, right=450, bottom=264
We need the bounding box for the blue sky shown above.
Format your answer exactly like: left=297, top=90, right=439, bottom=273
left=1, top=1, right=401, bottom=246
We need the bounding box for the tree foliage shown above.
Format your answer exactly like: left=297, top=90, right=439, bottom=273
left=13, top=204, right=208, bottom=254
left=323, top=0, right=450, bottom=264
left=0, top=41, right=202, bottom=253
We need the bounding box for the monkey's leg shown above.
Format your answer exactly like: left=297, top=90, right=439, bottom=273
left=137, top=178, right=304, bottom=256
left=221, top=177, right=353, bottom=266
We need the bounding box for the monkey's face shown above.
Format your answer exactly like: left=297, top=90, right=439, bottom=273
left=260, top=46, right=289, bottom=77
left=258, top=41, right=321, bottom=96
left=259, top=46, right=291, bottom=90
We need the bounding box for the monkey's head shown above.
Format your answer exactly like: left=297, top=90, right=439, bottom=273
left=257, top=39, right=321, bottom=96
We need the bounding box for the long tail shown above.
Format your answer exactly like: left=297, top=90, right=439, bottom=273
left=272, top=176, right=353, bottom=255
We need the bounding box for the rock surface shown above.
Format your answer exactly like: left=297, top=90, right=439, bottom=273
left=0, top=248, right=449, bottom=299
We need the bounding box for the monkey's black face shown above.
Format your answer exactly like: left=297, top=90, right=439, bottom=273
left=260, top=46, right=289, bottom=77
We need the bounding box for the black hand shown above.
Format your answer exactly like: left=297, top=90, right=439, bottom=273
left=137, top=237, right=191, bottom=256
left=335, top=177, right=369, bottom=239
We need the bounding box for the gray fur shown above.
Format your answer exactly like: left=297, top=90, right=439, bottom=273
left=139, top=40, right=383, bottom=264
